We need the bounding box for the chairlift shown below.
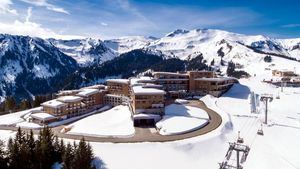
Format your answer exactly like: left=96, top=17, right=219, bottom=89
left=237, top=131, right=244, bottom=143
left=257, top=124, right=264, bottom=136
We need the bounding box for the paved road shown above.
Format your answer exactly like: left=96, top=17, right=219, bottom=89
left=0, top=100, right=222, bottom=143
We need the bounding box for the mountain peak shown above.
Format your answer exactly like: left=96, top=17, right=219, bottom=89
left=166, top=29, right=190, bottom=37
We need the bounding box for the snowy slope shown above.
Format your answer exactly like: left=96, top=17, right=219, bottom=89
left=0, top=34, right=78, bottom=101
left=49, top=38, right=116, bottom=66
left=103, top=36, right=156, bottom=54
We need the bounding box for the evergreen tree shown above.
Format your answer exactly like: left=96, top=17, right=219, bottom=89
left=62, top=143, right=74, bottom=169
left=4, top=96, right=16, bottom=112
left=35, top=127, right=56, bottom=169
left=72, top=138, right=94, bottom=169
left=53, top=136, right=65, bottom=163
left=19, top=99, right=32, bottom=110
left=26, top=130, right=36, bottom=169
left=0, top=140, right=8, bottom=169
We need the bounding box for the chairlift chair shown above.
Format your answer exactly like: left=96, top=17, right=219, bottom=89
left=237, top=131, right=244, bottom=143
left=257, top=124, right=264, bottom=136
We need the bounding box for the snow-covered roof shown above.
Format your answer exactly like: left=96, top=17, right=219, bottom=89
left=57, top=96, right=83, bottom=103
left=77, top=88, right=99, bottom=97
left=30, top=113, right=56, bottom=121
left=195, top=77, right=236, bottom=82
left=153, top=72, right=189, bottom=76
left=57, top=89, right=80, bottom=95
left=106, top=79, right=129, bottom=84
left=132, top=86, right=166, bottom=95
left=82, top=84, right=106, bottom=90
left=130, top=77, right=154, bottom=85
left=41, top=99, right=66, bottom=108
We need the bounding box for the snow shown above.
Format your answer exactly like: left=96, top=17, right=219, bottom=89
left=0, top=74, right=300, bottom=169
left=165, top=104, right=209, bottom=119
left=30, top=112, right=56, bottom=121
left=156, top=104, right=210, bottom=135
left=132, top=85, right=165, bottom=95
left=156, top=116, right=209, bottom=135
left=41, top=99, right=66, bottom=108
left=48, top=105, right=111, bottom=127
left=0, top=107, right=42, bottom=125
left=67, top=105, right=134, bottom=138
left=106, top=79, right=129, bottom=84
left=77, top=88, right=99, bottom=97
left=16, top=121, right=42, bottom=129
left=57, top=96, right=82, bottom=102
left=174, top=99, right=189, bottom=104
left=32, top=64, right=57, bottom=78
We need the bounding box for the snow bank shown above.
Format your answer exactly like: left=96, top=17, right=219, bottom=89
left=165, top=104, right=209, bottom=119
left=156, top=116, right=208, bottom=135
left=67, top=105, right=134, bottom=138
left=156, top=104, right=209, bottom=135
left=0, top=107, right=42, bottom=126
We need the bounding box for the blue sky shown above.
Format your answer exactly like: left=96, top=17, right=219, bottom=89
left=0, top=0, right=300, bottom=39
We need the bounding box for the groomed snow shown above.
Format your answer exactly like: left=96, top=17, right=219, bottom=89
left=165, top=104, right=209, bottom=119
left=156, top=104, right=209, bottom=135
left=156, top=116, right=209, bottom=135
left=0, top=107, right=42, bottom=125
left=67, top=105, right=134, bottom=138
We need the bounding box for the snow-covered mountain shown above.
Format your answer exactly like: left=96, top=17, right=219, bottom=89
left=1, top=28, right=300, bottom=101
left=49, top=38, right=116, bottom=67
left=0, top=34, right=78, bottom=101
left=103, top=36, right=157, bottom=54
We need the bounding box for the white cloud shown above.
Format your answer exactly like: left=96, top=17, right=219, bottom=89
left=25, top=7, right=32, bottom=22
left=101, top=22, right=108, bottom=26
left=282, top=24, right=300, bottom=28
left=0, top=7, right=83, bottom=39
left=19, top=0, right=69, bottom=14
left=0, top=0, right=18, bottom=15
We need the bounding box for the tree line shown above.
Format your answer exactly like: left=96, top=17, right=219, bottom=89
left=0, top=94, right=54, bottom=115
left=0, top=127, right=96, bottom=169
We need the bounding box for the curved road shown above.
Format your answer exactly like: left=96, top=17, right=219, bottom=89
left=0, top=100, right=222, bottom=143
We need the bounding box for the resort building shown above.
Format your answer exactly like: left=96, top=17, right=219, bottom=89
left=153, top=72, right=189, bottom=91
left=104, top=94, right=130, bottom=106
left=131, top=85, right=166, bottom=126
left=191, top=77, right=237, bottom=97
left=107, top=79, right=130, bottom=96
left=41, top=99, right=67, bottom=118
left=76, top=88, right=105, bottom=109
left=56, top=96, right=83, bottom=117
left=272, top=69, right=295, bottom=77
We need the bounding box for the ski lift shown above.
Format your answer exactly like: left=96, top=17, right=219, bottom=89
left=257, top=124, right=264, bottom=136
left=237, top=131, right=244, bottom=143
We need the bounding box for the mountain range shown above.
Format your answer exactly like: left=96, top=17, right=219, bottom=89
left=1, top=28, right=300, bottom=101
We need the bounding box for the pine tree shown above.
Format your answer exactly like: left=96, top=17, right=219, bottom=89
left=19, top=99, right=32, bottom=110
left=53, top=136, right=65, bottom=163
left=26, top=130, right=36, bottom=169
left=0, top=140, right=8, bottom=169
left=72, top=138, right=94, bottom=169
left=62, top=143, right=74, bottom=169
left=4, top=96, right=16, bottom=112
left=36, top=127, right=56, bottom=169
